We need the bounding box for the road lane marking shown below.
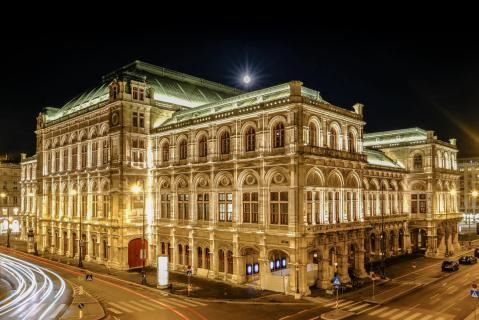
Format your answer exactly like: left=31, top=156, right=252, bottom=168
left=109, top=302, right=134, bottom=313
left=169, top=298, right=201, bottom=307
left=165, top=299, right=193, bottom=308
left=185, top=299, right=207, bottom=306
left=118, top=301, right=144, bottom=312
left=348, top=303, right=370, bottom=312
left=368, top=306, right=388, bottom=316
left=378, top=308, right=400, bottom=318
left=421, top=315, right=433, bottom=320
left=308, top=317, right=319, bottom=320
left=129, top=300, right=155, bottom=311
left=140, top=299, right=167, bottom=309
left=430, top=293, right=440, bottom=299
left=356, top=305, right=380, bottom=315
left=338, top=301, right=356, bottom=308
left=389, top=310, right=410, bottom=320
left=403, top=312, right=422, bottom=320
left=107, top=308, right=123, bottom=315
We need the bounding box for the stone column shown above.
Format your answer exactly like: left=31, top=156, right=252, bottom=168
left=189, top=230, right=196, bottom=271
left=357, top=249, right=367, bottom=277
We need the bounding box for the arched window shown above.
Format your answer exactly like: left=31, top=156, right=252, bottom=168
left=178, top=244, right=183, bottom=265
left=245, top=127, right=256, bottom=152
left=179, top=140, right=187, bottom=160
left=205, top=248, right=210, bottom=269
left=199, top=136, right=207, bottom=157
left=413, top=154, right=423, bottom=170
left=198, top=247, right=203, bottom=268
left=309, top=123, right=317, bottom=147
left=330, top=128, right=338, bottom=150
left=162, top=143, right=169, bottom=162
left=227, top=250, right=233, bottom=274
left=370, top=234, right=376, bottom=253
left=220, top=132, right=230, bottom=154
left=273, top=123, right=285, bottom=148
left=348, top=132, right=355, bottom=153
left=219, top=249, right=225, bottom=272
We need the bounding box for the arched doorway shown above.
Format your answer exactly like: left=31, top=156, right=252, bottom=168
left=243, top=248, right=260, bottom=282
left=269, top=250, right=289, bottom=275
left=411, top=228, right=427, bottom=253
left=389, top=231, right=395, bottom=254
left=398, top=229, right=404, bottom=252
left=128, top=238, right=148, bottom=268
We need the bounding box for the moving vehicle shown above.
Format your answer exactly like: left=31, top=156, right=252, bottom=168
left=441, top=260, right=459, bottom=272
left=459, top=255, right=477, bottom=265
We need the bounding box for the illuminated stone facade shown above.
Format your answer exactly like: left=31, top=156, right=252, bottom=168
left=22, top=61, right=462, bottom=296
left=0, top=155, right=21, bottom=235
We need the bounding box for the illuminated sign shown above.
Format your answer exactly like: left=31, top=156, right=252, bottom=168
left=282, top=258, right=287, bottom=268
left=270, top=261, right=274, bottom=271
left=246, top=264, right=252, bottom=275
left=157, top=256, right=168, bottom=286
left=253, top=263, right=259, bottom=274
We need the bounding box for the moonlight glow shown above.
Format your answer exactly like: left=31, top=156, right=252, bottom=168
left=243, top=74, right=251, bottom=84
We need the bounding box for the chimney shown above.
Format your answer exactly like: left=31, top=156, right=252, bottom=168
left=449, top=138, right=457, bottom=146
left=427, top=130, right=435, bottom=140
left=353, top=103, right=364, bottom=116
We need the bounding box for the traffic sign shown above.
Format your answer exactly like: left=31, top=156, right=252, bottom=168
left=78, top=303, right=85, bottom=309
left=85, top=274, right=93, bottom=281
left=471, top=289, right=479, bottom=298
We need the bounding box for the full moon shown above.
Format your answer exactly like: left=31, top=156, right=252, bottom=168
left=243, top=74, right=251, bottom=84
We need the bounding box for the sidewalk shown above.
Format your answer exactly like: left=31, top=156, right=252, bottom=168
left=0, top=237, right=277, bottom=301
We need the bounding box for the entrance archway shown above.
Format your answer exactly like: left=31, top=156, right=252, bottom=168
left=128, top=238, right=148, bottom=268
left=243, top=247, right=260, bottom=281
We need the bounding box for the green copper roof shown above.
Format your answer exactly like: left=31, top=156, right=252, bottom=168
left=364, top=148, right=405, bottom=169
left=363, top=127, right=427, bottom=147
left=46, top=61, right=243, bottom=122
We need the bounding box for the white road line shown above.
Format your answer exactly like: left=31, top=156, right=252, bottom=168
left=109, top=302, right=134, bottom=313
left=163, top=299, right=191, bottom=308
left=129, top=300, right=155, bottom=311
left=185, top=299, right=207, bottom=306
left=48, top=303, right=65, bottom=319
left=324, top=300, right=339, bottom=307
left=403, top=312, right=423, bottom=320
left=308, top=317, right=319, bottom=320
left=338, top=301, right=355, bottom=308
left=429, top=293, right=440, bottom=299
left=169, top=297, right=201, bottom=307
left=356, top=305, right=380, bottom=315
left=107, top=308, right=123, bottom=315
left=378, top=308, right=400, bottom=318
left=139, top=299, right=166, bottom=310
left=369, top=306, right=389, bottom=316
left=421, top=315, right=433, bottom=320
left=389, top=310, right=410, bottom=320
left=118, top=301, right=143, bottom=312
left=348, top=303, right=370, bottom=312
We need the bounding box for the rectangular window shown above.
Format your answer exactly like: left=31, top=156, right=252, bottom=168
left=92, top=194, right=98, bottom=218
left=55, top=151, right=60, bottom=172
left=132, top=194, right=144, bottom=216
left=242, top=192, right=258, bottom=223
left=91, top=142, right=98, bottom=167
left=197, top=193, right=209, bottom=221
left=161, top=194, right=171, bottom=218
left=102, top=140, right=109, bottom=165
left=133, top=112, right=138, bottom=127
left=178, top=194, right=189, bottom=220
left=132, top=87, right=138, bottom=100
left=81, top=194, right=87, bottom=218
left=219, top=192, right=233, bottom=222
left=139, top=88, right=144, bottom=101
left=71, top=146, right=77, bottom=170
left=81, top=144, right=87, bottom=168
left=63, top=149, right=68, bottom=171
left=419, top=194, right=427, bottom=213
left=103, top=195, right=110, bottom=218
left=306, top=191, right=313, bottom=224
left=270, top=191, right=288, bottom=225
left=139, top=113, right=144, bottom=128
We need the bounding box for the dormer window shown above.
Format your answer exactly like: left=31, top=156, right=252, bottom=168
left=132, top=87, right=144, bottom=101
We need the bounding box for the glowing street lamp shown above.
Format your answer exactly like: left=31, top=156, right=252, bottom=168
left=131, top=183, right=147, bottom=285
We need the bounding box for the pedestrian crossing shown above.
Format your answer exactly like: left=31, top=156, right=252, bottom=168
left=106, top=298, right=207, bottom=315
left=323, top=299, right=450, bottom=319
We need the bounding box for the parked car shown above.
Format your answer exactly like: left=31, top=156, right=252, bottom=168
left=474, top=248, right=479, bottom=258
left=459, top=256, right=477, bottom=265
left=441, top=260, right=459, bottom=272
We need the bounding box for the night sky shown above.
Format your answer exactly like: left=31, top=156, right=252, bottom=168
left=2, top=27, right=478, bottom=158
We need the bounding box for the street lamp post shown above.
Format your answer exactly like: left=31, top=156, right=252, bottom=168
left=131, top=183, right=147, bottom=285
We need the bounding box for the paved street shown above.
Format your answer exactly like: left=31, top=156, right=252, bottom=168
left=0, top=252, right=71, bottom=319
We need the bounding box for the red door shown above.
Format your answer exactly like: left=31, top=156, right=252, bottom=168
left=128, top=238, right=148, bottom=268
